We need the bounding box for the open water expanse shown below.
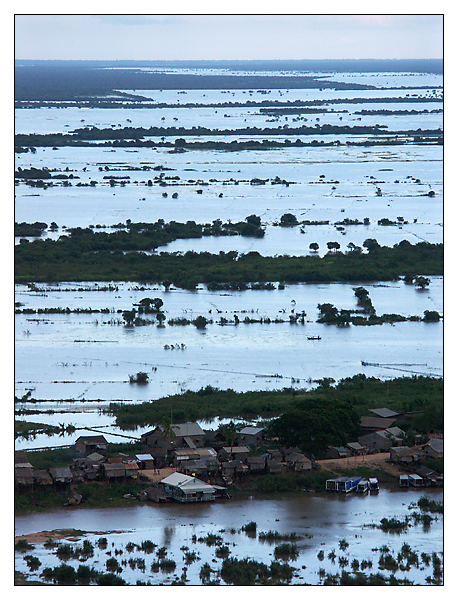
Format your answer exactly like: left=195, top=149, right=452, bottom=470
left=15, top=488, right=443, bottom=585
left=15, top=67, right=444, bottom=584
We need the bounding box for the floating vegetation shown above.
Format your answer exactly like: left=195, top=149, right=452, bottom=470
left=259, top=530, right=303, bottom=543
left=273, top=542, right=299, bottom=560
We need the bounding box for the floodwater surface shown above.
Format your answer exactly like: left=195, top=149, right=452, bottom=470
left=15, top=488, right=443, bottom=585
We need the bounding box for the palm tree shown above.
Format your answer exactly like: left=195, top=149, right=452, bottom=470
left=159, top=416, right=176, bottom=465
left=218, top=421, right=241, bottom=458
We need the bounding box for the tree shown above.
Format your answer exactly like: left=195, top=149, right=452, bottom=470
left=137, top=297, right=164, bottom=313
left=193, top=315, right=208, bottom=329
left=129, top=371, right=149, bottom=384
left=423, top=310, right=440, bottom=322
left=363, top=238, right=380, bottom=252
left=269, top=398, right=360, bottom=455
left=122, top=309, right=136, bottom=326
left=347, top=242, right=361, bottom=253
left=218, top=421, right=242, bottom=456
left=309, top=242, right=319, bottom=253
left=353, top=286, right=369, bottom=301
left=326, top=241, right=340, bottom=253
left=414, top=276, right=430, bottom=289
left=159, top=416, right=177, bottom=463
left=280, top=213, right=298, bottom=227
left=246, top=214, right=261, bottom=227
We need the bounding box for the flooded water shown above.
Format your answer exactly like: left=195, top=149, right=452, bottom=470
left=15, top=488, right=443, bottom=585
left=15, top=276, right=442, bottom=450
left=15, top=67, right=443, bottom=584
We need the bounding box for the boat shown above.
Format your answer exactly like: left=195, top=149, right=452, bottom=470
left=399, top=474, right=409, bottom=488
left=356, top=479, right=370, bottom=494
left=325, top=477, right=339, bottom=491
left=408, top=473, right=424, bottom=487
left=369, top=477, right=379, bottom=493
left=336, top=475, right=361, bottom=493
left=307, top=336, right=321, bottom=340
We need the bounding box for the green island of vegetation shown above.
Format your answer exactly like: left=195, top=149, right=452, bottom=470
left=15, top=227, right=442, bottom=288
left=106, top=374, right=443, bottom=441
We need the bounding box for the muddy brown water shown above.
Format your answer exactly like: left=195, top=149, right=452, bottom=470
left=15, top=488, right=443, bottom=585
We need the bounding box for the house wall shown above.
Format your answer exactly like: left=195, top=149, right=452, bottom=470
left=358, top=432, right=395, bottom=450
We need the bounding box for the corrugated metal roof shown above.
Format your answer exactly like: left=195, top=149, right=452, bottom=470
left=49, top=467, right=73, bottom=481
left=221, top=446, right=249, bottom=453
left=240, top=426, right=264, bottom=435
left=369, top=408, right=399, bottom=418
left=160, top=472, right=215, bottom=493
left=136, top=454, right=154, bottom=461
left=172, top=422, right=205, bottom=437
left=426, top=438, right=443, bottom=452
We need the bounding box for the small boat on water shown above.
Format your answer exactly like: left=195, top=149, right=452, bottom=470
left=356, top=479, right=370, bottom=494
left=408, top=473, right=424, bottom=487
left=399, top=474, right=409, bottom=488
left=307, top=336, right=321, bottom=340
left=337, top=475, right=361, bottom=493
left=369, top=477, right=379, bottom=493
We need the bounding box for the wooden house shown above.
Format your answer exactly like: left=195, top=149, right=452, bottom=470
left=74, top=435, right=108, bottom=456
left=239, top=426, right=266, bottom=447
left=285, top=452, right=312, bottom=472
left=423, top=437, right=443, bottom=459
left=103, top=463, right=126, bottom=481
left=246, top=456, right=266, bottom=472
left=138, top=485, right=171, bottom=503
left=368, top=408, right=400, bottom=419
left=347, top=441, right=368, bottom=455
left=48, top=467, right=73, bottom=484
left=389, top=446, right=422, bottom=464
left=218, top=445, right=250, bottom=462
left=159, top=472, right=216, bottom=503
left=220, top=460, right=249, bottom=482
left=326, top=446, right=349, bottom=459
left=140, top=422, right=205, bottom=466
left=416, top=465, right=443, bottom=486
left=33, top=469, right=53, bottom=487
left=14, top=450, right=32, bottom=468
left=136, top=454, right=155, bottom=470
left=15, top=466, right=34, bottom=488
left=358, top=426, right=405, bottom=451
left=125, top=462, right=139, bottom=479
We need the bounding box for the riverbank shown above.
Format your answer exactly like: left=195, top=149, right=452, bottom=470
left=14, top=454, right=406, bottom=517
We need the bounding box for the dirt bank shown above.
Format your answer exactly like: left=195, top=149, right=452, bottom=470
left=15, top=528, right=86, bottom=544
left=317, top=452, right=402, bottom=477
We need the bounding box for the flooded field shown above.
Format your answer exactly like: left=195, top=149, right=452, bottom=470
left=15, top=488, right=443, bottom=585
left=15, top=64, right=443, bottom=585
left=15, top=275, right=442, bottom=450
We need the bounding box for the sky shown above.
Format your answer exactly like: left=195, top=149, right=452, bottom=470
left=14, top=12, right=443, bottom=61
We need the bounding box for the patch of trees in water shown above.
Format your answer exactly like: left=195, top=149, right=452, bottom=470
left=16, top=217, right=265, bottom=249
left=316, top=284, right=441, bottom=326
left=14, top=124, right=443, bottom=151
left=15, top=235, right=443, bottom=289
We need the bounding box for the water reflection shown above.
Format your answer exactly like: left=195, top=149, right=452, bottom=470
left=15, top=489, right=443, bottom=585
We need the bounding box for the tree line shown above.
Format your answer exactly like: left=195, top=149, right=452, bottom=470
left=15, top=236, right=443, bottom=289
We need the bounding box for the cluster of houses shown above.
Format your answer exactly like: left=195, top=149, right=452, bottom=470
left=14, top=407, right=443, bottom=503
left=139, top=422, right=316, bottom=484
left=14, top=423, right=316, bottom=503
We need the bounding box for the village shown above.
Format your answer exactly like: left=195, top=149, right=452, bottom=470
left=15, top=405, right=443, bottom=507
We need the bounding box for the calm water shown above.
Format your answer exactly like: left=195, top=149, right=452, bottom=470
left=15, top=69, right=444, bottom=583
left=15, top=277, right=443, bottom=450
left=15, top=488, right=443, bottom=585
